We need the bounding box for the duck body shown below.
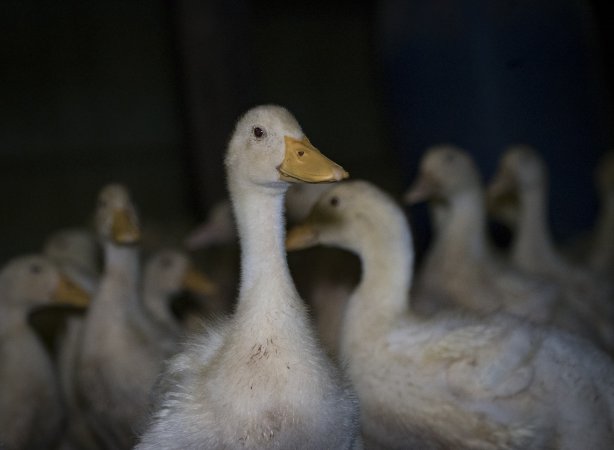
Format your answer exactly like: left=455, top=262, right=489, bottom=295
left=0, top=255, right=89, bottom=449
left=0, top=314, right=64, bottom=449
left=288, top=180, right=614, bottom=449
left=137, top=105, right=360, bottom=449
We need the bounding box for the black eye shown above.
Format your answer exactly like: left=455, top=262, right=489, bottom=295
left=30, top=264, right=42, bottom=274
left=329, top=196, right=339, bottom=207
left=253, top=126, right=265, bottom=138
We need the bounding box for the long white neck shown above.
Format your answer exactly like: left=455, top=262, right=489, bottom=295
left=229, top=179, right=300, bottom=318
left=590, top=191, right=614, bottom=270
left=97, top=242, right=140, bottom=307
left=512, top=184, right=561, bottom=273
left=432, top=189, right=487, bottom=261
left=342, top=209, right=414, bottom=357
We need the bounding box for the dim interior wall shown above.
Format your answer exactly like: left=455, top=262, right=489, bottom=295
left=0, top=1, right=189, bottom=262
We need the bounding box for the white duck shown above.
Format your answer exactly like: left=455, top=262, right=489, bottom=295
left=405, top=145, right=560, bottom=324
left=0, top=255, right=89, bottom=450
left=43, top=228, right=100, bottom=295
left=136, top=105, right=361, bottom=449
left=488, top=145, right=614, bottom=348
left=143, top=248, right=219, bottom=335
left=77, top=183, right=177, bottom=448
left=43, top=229, right=102, bottom=450
left=287, top=179, right=614, bottom=449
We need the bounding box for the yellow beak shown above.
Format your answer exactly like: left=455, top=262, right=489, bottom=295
left=279, top=136, right=349, bottom=183
left=286, top=223, right=320, bottom=251
left=182, top=266, right=218, bottom=296
left=54, top=275, right=90, bottom=308
left=112, top=209, right=141, bottom=244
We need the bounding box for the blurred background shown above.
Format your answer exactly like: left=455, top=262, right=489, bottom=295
left=1, top=0, right=613, bottom=263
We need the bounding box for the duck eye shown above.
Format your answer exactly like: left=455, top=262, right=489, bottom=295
left=329, top=196, right=339, bottom=207
left=253, top=126, right=266, bottom=139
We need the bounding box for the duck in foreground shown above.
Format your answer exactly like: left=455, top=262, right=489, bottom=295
left=287, top=179, right=614, bottom=449
left=136, top=105, right=360, bottom=449
left=0, top=255, right=89, bottom=450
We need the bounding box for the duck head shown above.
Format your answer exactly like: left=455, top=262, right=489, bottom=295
left=0, top=255, right=90, bottom=311
left=225, top=105, right=348, bottom=188
left=145, top=249, right=218, bottom=299
left=95, top=183, right=141, bottom=245
left=287, top=180, right=404, bottom=255
left=404, top=145, right=481, bottom=205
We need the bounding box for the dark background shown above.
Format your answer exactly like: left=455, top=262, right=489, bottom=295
left=1, top=0, right=612, bottom=263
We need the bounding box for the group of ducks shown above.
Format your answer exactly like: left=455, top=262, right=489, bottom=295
left=1, top=105, right=614, bottom=449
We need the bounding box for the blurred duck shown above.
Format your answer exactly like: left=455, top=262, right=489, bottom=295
left=44, top=228, right=100, bottom=295
left=488, top=146, right=614, bottom=349
left=588, top=151, right=614, bottom=277
left=43, top=229, right=101, bottom=450
left=287, top=179, right=614, bottom=449
left=0, top=255, right=89, bottom=450
left=142, top=248, right=219, bottom=335
left=76, top=184, right=178, bottom=448
left=405, top=145, right=560, bottom=324
left=136, top=105, right=360, bottom=449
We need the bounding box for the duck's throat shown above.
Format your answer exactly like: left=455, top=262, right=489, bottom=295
left=99, top=242, right=140, bottom=305
left=513, top=186, right=560, bottom=272
left=230, top=183, right=296, bottom=304
left=436, top=190, right=487, bottom=260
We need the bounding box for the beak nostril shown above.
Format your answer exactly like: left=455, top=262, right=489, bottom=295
left=298, top=151, right=304, bottom=157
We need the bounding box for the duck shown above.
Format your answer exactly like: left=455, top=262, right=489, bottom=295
left=405, top=145, right=561, bottom=324
left=0, top=255, right=89, bottom=450
left=488, top=145, right=614, bottom=348
left=287, top=179, right=614, bottom=449
left=43, top=229, right=102, bottom=450
left=142, top=248, right=219, bottom=335
left=136, top=105, right=361, bottom=449
left=76, top=183, right=178, bottom=449
left=43, top=228, right=100, bottom=295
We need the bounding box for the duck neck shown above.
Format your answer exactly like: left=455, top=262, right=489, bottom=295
left=98, top=242, right=140, bottom=306
left=230, top=180, right=298, bottom=315
left=342, top=211, right=414, bottom=356
left=434, top=189, right=487, bottom=261
left=513, top=184, right=561, bottom=272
